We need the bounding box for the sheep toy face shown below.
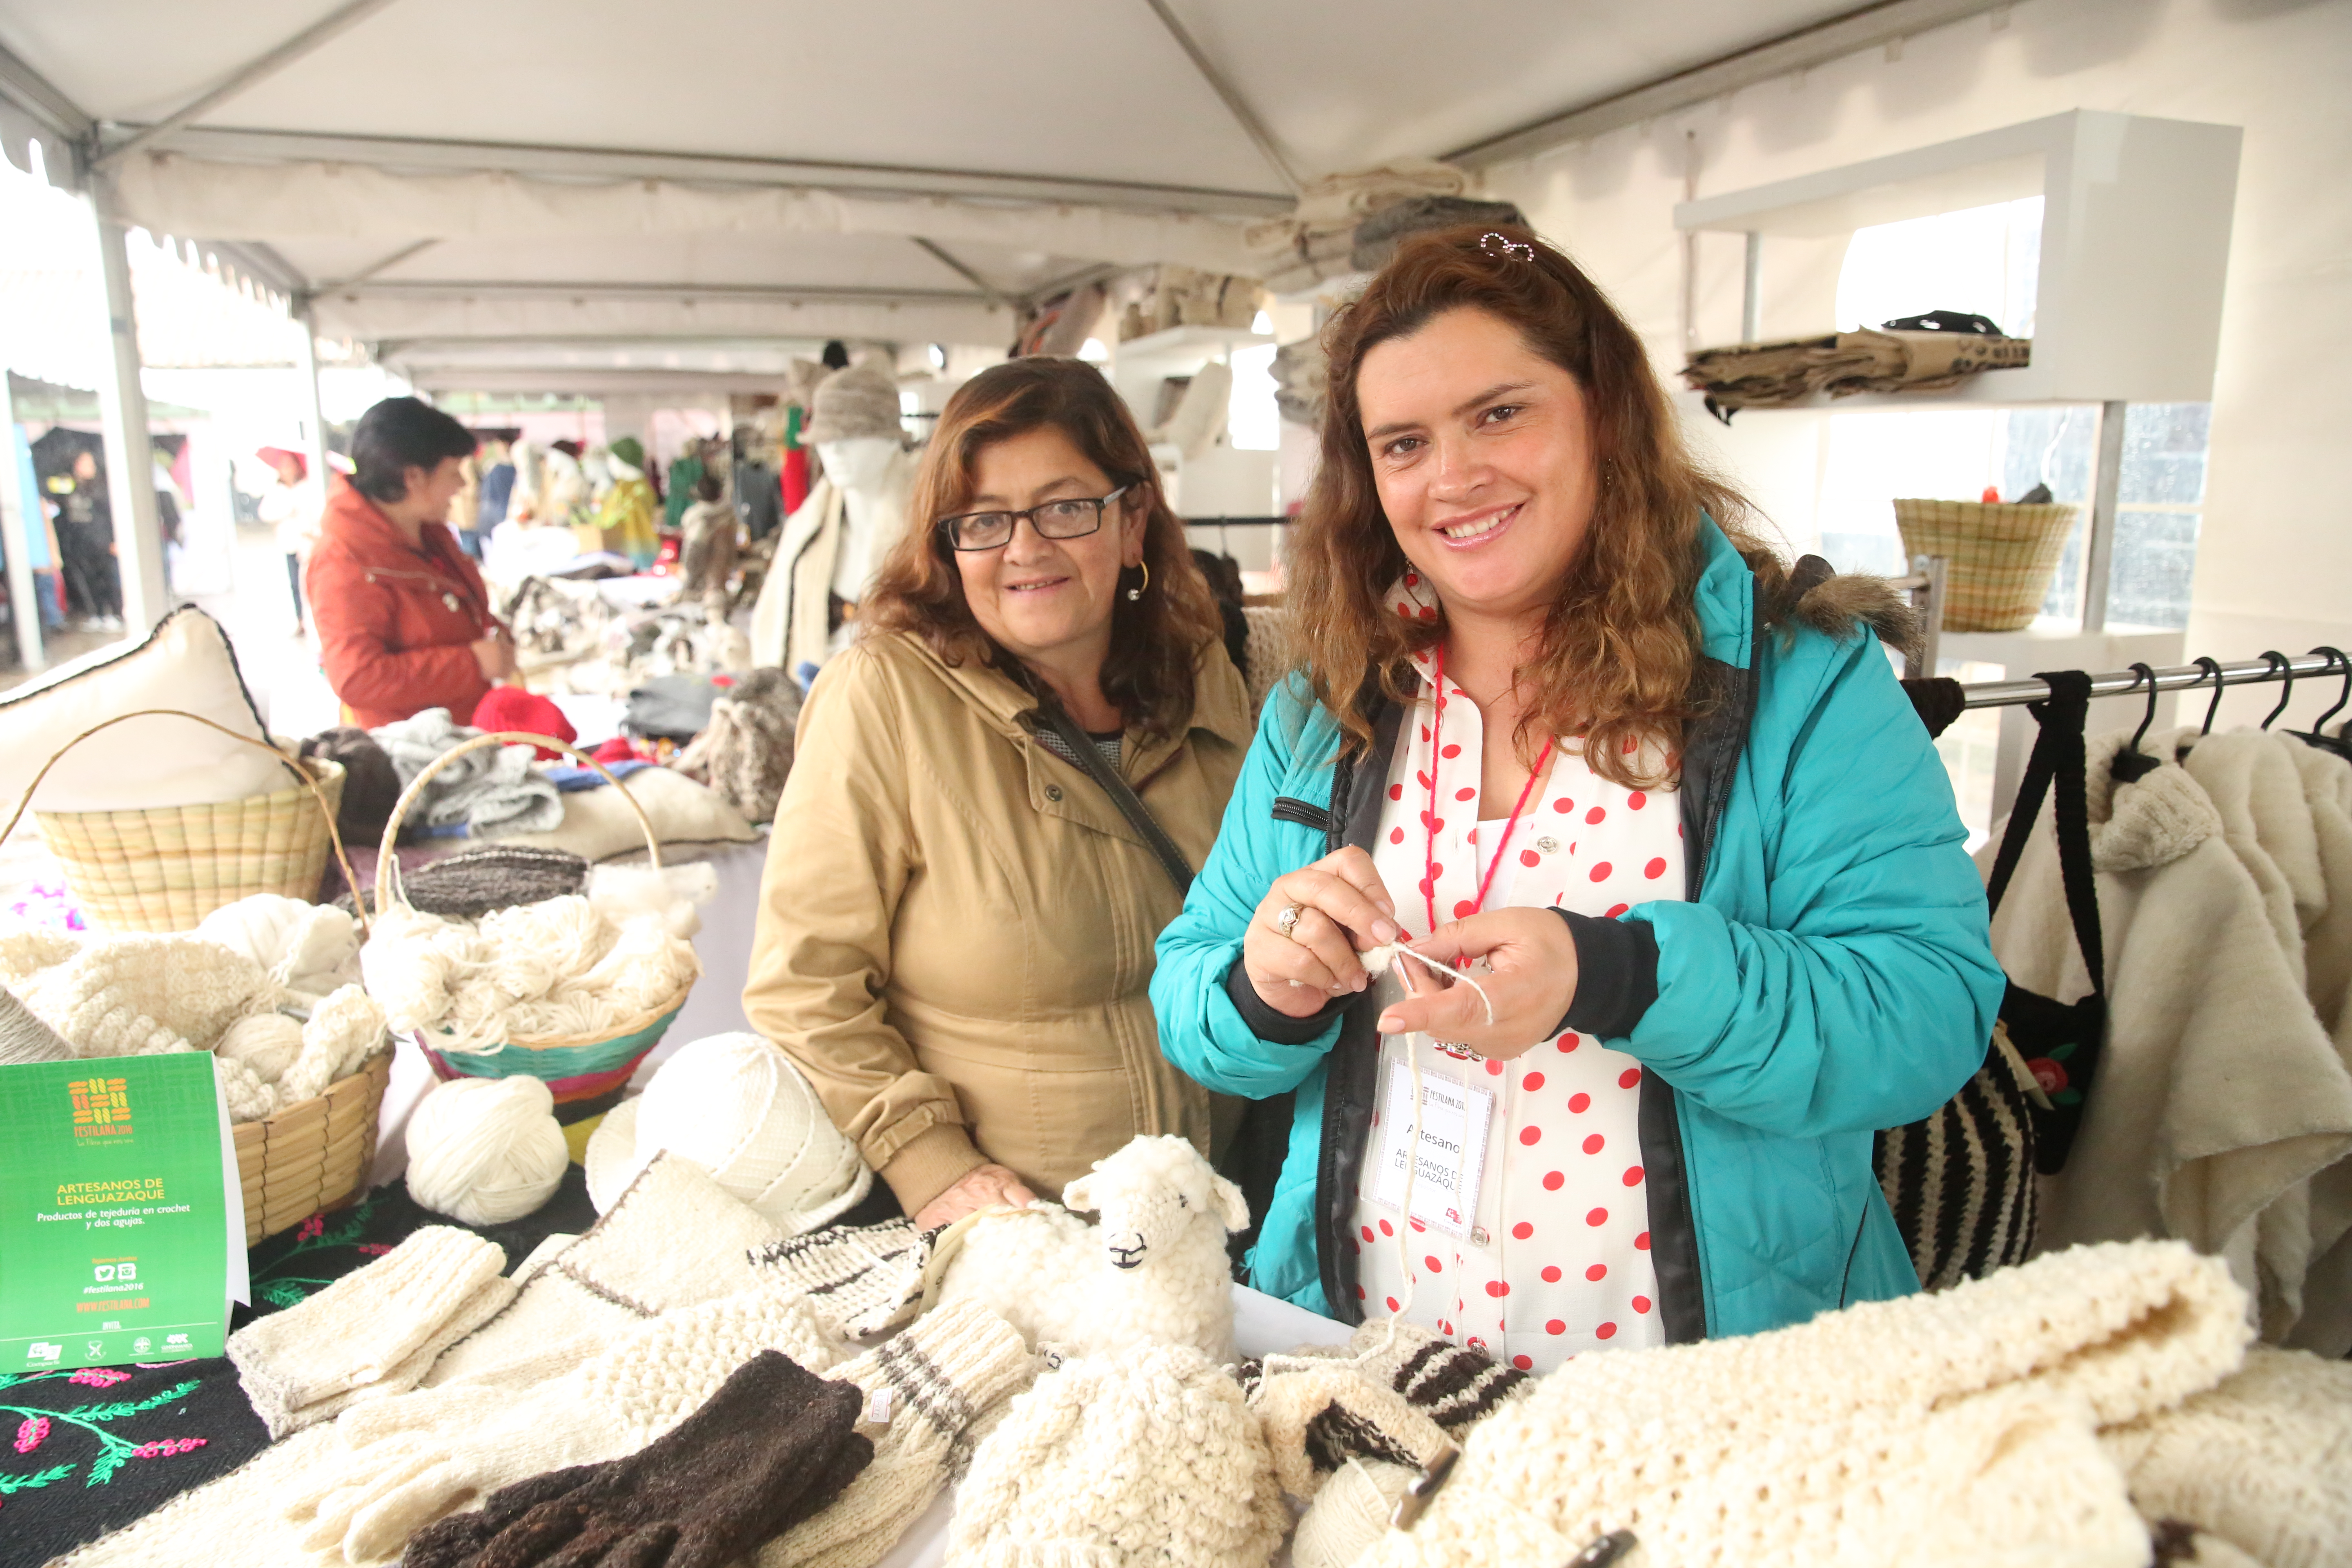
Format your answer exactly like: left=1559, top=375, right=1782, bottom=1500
left=1061, top=1134, right=1248, bottom=1274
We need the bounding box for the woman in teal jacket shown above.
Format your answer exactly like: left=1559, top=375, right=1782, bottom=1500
left=1151, top=226, right=2002, bottom=1356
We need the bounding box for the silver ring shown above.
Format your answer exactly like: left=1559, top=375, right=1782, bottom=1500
left=1275, top=903, right=1304, bottom=937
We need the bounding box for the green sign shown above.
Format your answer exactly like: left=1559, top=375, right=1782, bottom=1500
left=0, top=1055, right=243, bottom=1373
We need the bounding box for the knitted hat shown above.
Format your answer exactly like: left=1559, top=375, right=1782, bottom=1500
left=608, top=434, right=646, bottom=471
left=803, top=360, right=903, bottom=445
left=469, top=684, right=578, bottom=760
left=585, top=1033, right=872, bottom=1232
left=946, top=1344, right=1290, bottom=1568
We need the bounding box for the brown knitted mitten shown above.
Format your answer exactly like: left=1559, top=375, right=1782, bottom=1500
left=403, top=1350, right=871, bottom=1568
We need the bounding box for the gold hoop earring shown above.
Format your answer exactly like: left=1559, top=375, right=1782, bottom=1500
left=1126, top=559, right=1150, bottom=602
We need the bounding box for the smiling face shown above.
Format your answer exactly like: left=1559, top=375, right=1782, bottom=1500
left=951, top=424, right=1144, bottom=684
left=1356, top=306, right=1600, bottom=630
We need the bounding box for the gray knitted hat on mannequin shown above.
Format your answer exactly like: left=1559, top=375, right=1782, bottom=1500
left=804, top=360, right=903, bottom=444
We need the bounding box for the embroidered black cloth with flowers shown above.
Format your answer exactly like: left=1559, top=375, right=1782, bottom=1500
left=402, top=1350, right=870, bottom=1568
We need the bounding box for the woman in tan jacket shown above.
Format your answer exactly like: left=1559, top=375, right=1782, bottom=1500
left=744, top=358, right=1250, bottom=1229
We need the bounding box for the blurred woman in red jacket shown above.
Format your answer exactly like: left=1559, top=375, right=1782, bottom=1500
left=307, top=398, right=514, bottom=728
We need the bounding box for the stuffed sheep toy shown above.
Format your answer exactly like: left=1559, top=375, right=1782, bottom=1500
left=933, top=1134, right=1248, bottom=1364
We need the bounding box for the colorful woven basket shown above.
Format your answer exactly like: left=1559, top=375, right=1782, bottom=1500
left=1892, top=498, right=2080, bottom=633
left=378, top=731, right=697, bottom=1162
left=2, top=708, right=358, bottom=933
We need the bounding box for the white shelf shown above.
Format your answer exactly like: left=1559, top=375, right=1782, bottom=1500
left=1113, top=325, right=1272, bottom=374
left=1680, top=110, right=2243, bottom=408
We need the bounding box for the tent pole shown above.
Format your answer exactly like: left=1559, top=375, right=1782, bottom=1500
left=1138, top=0, right=1303, bottom=196
left=294, top=301, right=330, bottom=492
left=0, top=371, right=46, bottom=672
left=87, top=190, right=167, bottom=637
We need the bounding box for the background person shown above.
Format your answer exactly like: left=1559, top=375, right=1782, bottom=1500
left=49, top=448, right=120, bottom=631
left=1152, top=226, right=2002, bottom=1370
left=744, top=357, right=1248, bottom=1230
left=256, top=445, right=321, bottom=635
left=306, top=397, right=512, bottom=728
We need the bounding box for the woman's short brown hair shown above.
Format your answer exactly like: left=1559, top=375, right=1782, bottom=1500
left=862, top=357, right=1223, bottom=741
left=1289, top=223, right=1777, bottom=788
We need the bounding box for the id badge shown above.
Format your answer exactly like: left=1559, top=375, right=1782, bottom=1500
left=1370, top=1056, right=1494, bottom=1237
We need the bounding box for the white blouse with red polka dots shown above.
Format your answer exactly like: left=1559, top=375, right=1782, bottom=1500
left=1346, top=614, right=1683, bottom=1374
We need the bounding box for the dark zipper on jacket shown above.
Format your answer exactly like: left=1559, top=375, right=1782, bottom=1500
left=1310, top=582, right=1766, bottom=1339
left=1271, top=796, right=1333, bottom=833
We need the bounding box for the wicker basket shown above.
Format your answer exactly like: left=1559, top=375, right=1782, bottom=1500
left=2, top=708, right=357, bottom=933
left=2, top=708, right=388, bottom=1244
left=235, top=1051, right=392, bottom=1247
left=1893, top=498, right=2080, bottom=633
left=378, top=731, right=697, bottom=1162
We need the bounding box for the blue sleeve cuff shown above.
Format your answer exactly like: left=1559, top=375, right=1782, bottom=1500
left=1553, top=909, right=1660, bottom=1040
left=1224, top=953, right=1352, bottom=1046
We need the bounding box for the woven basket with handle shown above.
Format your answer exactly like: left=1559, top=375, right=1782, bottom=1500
left=1893, top=498, right=2080, bottom=633
left=1, top=708, right=390, bottom=1245
left=377, top=731, right=697, bottom=1162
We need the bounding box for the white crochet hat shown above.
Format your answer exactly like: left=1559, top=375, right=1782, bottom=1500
left=947, top=1344, right=1290, bottom=1568
left=802, top=359, right=903, bottom=445
left=584, top=1032, right=871, bottom=1232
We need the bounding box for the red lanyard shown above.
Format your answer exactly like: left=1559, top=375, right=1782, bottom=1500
left=1423, top=645, right=1557, bottom=936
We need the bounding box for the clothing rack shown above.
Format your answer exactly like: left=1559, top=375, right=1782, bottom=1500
left=1957, top=650, right=2348, bottom=710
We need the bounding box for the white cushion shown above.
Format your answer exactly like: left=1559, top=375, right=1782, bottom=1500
left=0, top=607, right=290, bottom=814
left=497, top=766, right=757, bottom=862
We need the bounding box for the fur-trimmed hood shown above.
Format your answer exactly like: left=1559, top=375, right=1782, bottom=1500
left=1758, top=551, right=1923, bottom=659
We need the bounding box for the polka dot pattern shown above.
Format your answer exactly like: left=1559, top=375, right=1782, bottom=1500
left=1352, top=655, right=1678, bottom=1375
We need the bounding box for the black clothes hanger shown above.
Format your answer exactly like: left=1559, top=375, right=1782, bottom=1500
left=2299, top=647, right=2352, bottom=762
left=2260, top=651, right=2296, bottom=731
left=2111, top=663, right=2163, bottom=784
left=2196, top=657, right=2227, bottom=736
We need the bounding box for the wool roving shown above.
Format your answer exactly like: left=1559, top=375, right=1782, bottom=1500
left=194, top=893, right=359, bottom=996
left=214, top=1011, right=303, bottom=1084
left=276, top=982, right=388, bottom=1103
left=404, top=1076, right=569, bottom=1225
left=582, top=1032, right=871, bottom=1229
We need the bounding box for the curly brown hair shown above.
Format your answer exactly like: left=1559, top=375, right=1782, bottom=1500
left=1290, top=223, right=1783, bottom=788
left=861, top=357, right=1224, bottom=741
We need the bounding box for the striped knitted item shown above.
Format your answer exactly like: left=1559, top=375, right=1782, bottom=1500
left=1241, top=1322, right=1530, bottom=1501
left=757, top=1300, right=1035, bottom=1568
left=751, top=1218, right=933, bottom=1339
left=1874, top=1027, right=2041, bottom=1289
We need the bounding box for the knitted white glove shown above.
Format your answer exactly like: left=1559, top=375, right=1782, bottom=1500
left=226, top=1226, right=511, bottom=1439
left=944, top=1342, right=1288, bottom=1568
left=423, top=1152, right=780, bottom=1388
left=758, top=1300, right=1036, bottom=1568
left=751, top=1218, right=932, bottom=1338
left=287, top=1284, right=843, bottom=1562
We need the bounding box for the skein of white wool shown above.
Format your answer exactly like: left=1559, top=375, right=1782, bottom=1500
left=404, top=1076, right=568, bottom=1225
left=216, top=1013, right=304, bottom=1085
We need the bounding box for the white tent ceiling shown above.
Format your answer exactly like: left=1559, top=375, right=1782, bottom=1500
left=0, top=0, right=1996, bottom=393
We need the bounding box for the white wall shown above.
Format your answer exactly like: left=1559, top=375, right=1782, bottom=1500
left=1481, top=0, right=2352, bottom=730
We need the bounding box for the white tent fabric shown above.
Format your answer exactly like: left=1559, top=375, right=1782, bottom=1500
left=0, top=0, right=1932, bottom=380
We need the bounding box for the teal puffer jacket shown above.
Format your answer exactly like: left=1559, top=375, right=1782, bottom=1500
left=1151, top=521, right=2004, bottom=1339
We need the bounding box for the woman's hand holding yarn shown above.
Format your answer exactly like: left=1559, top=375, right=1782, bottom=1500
left=1374, top=907, right=1579, bottom=1060
left=913, top=1162, right=1038, bottom=1231
left=1244, top=847, right=1401, bottom=1017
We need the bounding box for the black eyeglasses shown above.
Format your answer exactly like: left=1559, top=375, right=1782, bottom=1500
left=936, top=486, right=1130, bottom=552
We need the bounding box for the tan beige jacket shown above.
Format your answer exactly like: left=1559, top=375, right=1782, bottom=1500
left=744, top=628, right=1250, bottom=1214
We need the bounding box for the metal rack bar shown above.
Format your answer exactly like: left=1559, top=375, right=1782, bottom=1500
left=1960, top=651, right=2344, bottom=710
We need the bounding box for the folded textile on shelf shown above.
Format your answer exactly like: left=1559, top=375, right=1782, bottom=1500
left=1357, top=1240, right=2251, bottom=1568
left=1681, top=327, right=2031, bottom=412
left=946, top=1342, right=1287, bottom=1568
left=225, top=1226, right=514, bottom=1439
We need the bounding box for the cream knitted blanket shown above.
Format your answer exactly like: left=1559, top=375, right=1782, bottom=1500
left=1361, top=1241, right=2252, bottom=1568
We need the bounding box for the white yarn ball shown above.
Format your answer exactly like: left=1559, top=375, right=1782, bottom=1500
left=216, top=1013, right=304, bottom=1085
left=405, top=1076, right=567, bottom=1225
